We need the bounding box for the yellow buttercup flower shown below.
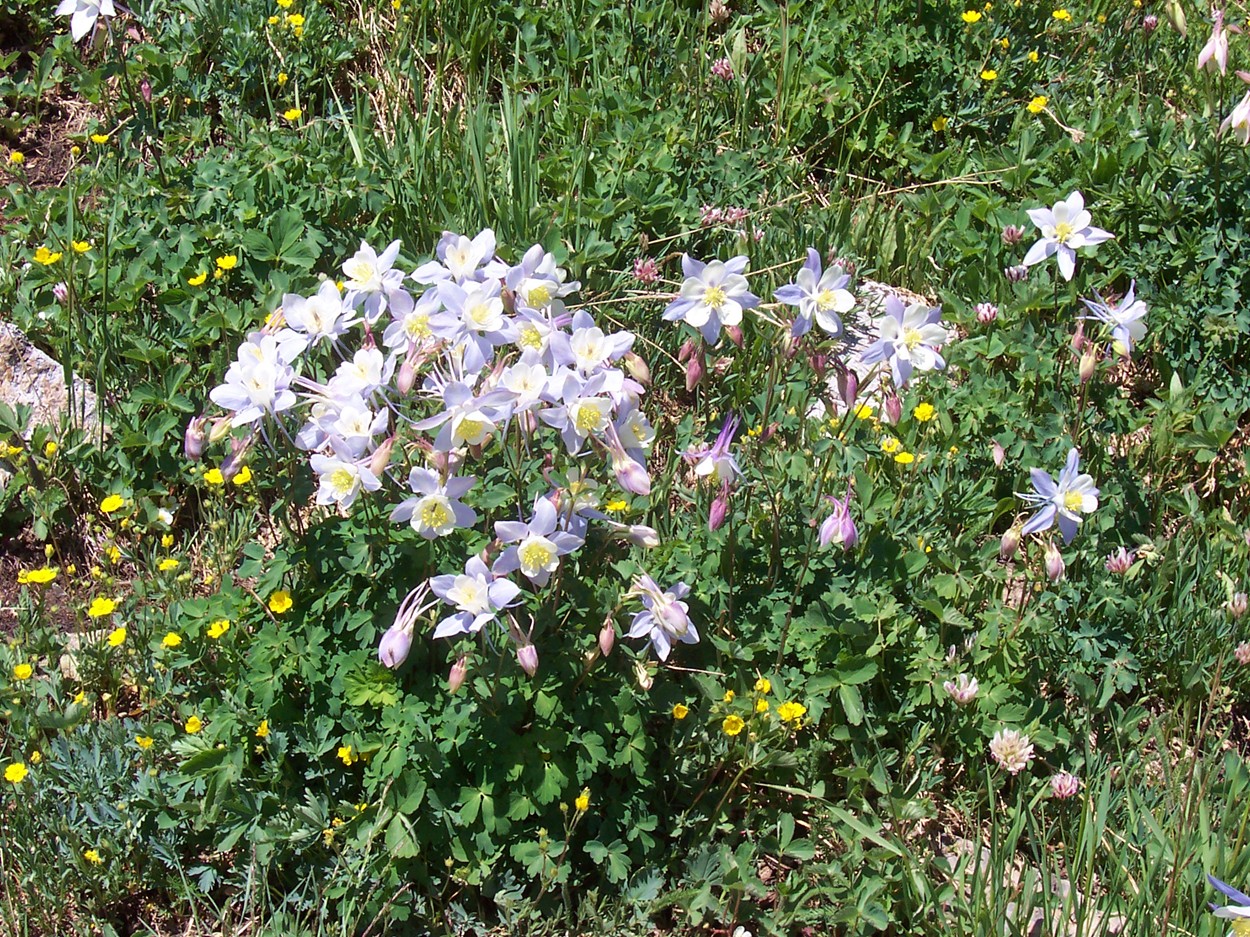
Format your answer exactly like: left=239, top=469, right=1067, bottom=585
left=755, top=698, right=770, bottom=713
left=90, top=133, right=110, bottom=144
left=44, top=441, right=57, bottom=457
left=88, top=597, right=117, bottom=618
left=605, top=499, right=627, bottom=513
left=1027, top=95, right=1049, bottom=114
left=161, top=632, right=182, bottom=648
left=894, top=451, right=916, bottom=465
left=277, top=71, right=288, bottom=85
left=18, top=567, right=57, bottom=585
left=206, top=618, right=230, bottom=639
left=84, top=848, right=104, bottom=865
left=961, top=9, right=982, bottom=22
left=672, top=703, right=689, bottom=720
left=881, top=436, right=902, bottom=454
left=231, top=465, right=253, bottom=485
left=71, top=240, right=92, bottom=253
left=268, top=590, right=293, bottom=614
left=107, top=626, right=127, bottom=647
left=100, top=494, right=126, bottom=514
left=188, top=271, right=207, bottom=286
left=8, top=150, right=24, bottom=165
left=276, top=0, right=292, bottom=7
left=777, top=701, right=807, bottom=723
left=914, top=402, right=936, bottom=422
left=161, top=534, right=175, bottom=548
left=338, top=744, right=357, bottom=766
left=1052, top=8, right=1071, bottom=20
left=267, top=14, right=278, bottom=23
left=722, top=715, right=746, bottom=737
left=184, top=715, right=203, bottom=734
left=574, top=789, right=590, bottom=812
left=158, top=558, right=180, bottom=572
left=5, top=762, right=27, bottom=783
left=13, top=663, right=33, bottom=680
left=215, top=254, right=238, bottom=270
left=998, top=37, right=1009, bottom=49
left=29, top=751, right=41, bottom=764
left=283, top=107, right=303, bottom=121
left=853, top=403, right=874, bottom=420
left=722, top=690, right=735, bottom=703
left=1028, top=50, right=1039, bottom=62
left=284, top=12, right=304, bottom=25
left=980, top=68, right=998, bottom=81
left=203, top=468, right=225, bottom=485
left=754, top=677, right=771, bottom=694
left=136, top=735, right=154, bottom=749
left=34, top=247, right=63, bottom=265
left=256, top=719, right=270, bottom=739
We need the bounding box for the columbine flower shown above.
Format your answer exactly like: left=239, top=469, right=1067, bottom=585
left=378, top=583, right=436, bottom=668
left=944, top=673, right=979, bottom=705
left=55, top=0, right=116, bottom=42
left=209, top=334, right=298, bottom=427
left=1050, top=771, right=1081, bottom=798
left=818, top=491, right=858, bottom=549
left=989, top=728, right=1034, bottom=775
left=1080, top=281, right=1148, bottom=357
left=685, top=412, right=743, bottom=486
left=1220, top=92, right=1250, bottom=146
left=309, top=452, right=381, bottom=509
left=390, top=469, right=477, bottom=539
left=1198, top=9, right=1228, bottom=74
left=626, top=574, right=697, bottom=661
left=1207, top=874, right=1250, bottom=935
left=1021, top=191, right=1115, bottom=281
left=1017, top=447, right=1099, bottom=544
left=859, top=295, right=949, bottom=387
left=341, top=239, right=405, bottom=321
left=430, top=556, right=521, bottom=638
left=493, top=496, right=584, bottom=587
left=662, top=255, right=760, bottom=344
left=774, top=248, right=855, bottom=338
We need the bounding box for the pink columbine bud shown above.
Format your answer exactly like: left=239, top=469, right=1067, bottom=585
left=883, top=394, right=902, bottom=425
left=208, top=416, right=234, bottom=444
left=448, top=655, right=469, bottom=693
left=975, top=302, right=998, bottom=324
left=1045, top=541, right=1066, bottom=582
left=369, top=436, right=395, bottom=477
left=677, top=338, right=696, bottom=363
left=1078, top=349, right=1098, bottom=383
left=377, top=622, right=413, bottom=669
left=53, top=281, right=69, bottom=303
left=184, top=416, right=208, bottom=461
left=1005, top=264, right=1029, bottom=283
left=685, top=348, right=705, bottom=392
left=724, top=324, right=743, bottom=348
left=1001, top=224, right=1026, bottom=246
left=599, top=617, right=616, bottom=657
left=1071, top=321, right=1086, bottom=353
left=710, top=57, right=734, bottom=81
left=708, top=484, right=731, bottom=531
left=1104, top=547, right=1134, bottom=574
left=1236, top=642, right=1250, bottom=665
left=397, top=355, right=418, bottom=395
left=1050, top=771, right=1081, bottom=799
left=623, top=351, right=651, bottom=386
left=943, top=673, right=979, bottom=705
left=999, top=524, right=1022, bottom=561
left=626, top=525, right=660, bottom=548
left=634, top=660, right=654, bottom=691
left=517, top=643, right=539, bottom=677
left=633, top=256, right=660, bottom=284
left=1142, top=13, right=1158, bottom=33
left=837, top=367, right=858, bottom=410
left=807, top=350, right=830, bottom=381
left=946, top=645, right=958, bottom=663
left=992, top=440, right=1006, bottom=468
left=818, top=492, right=858, bottom=550
left=1228, top=592, right=1249, bottom=619
left=140, top=78, right=152, bottom=103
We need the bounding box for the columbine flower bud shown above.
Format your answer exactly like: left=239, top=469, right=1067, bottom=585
left=818, top=492, right=858, bottom=550
left=975, top=302, right=998, bottom=324
left=992, top=440, right=1006, bottom=468
left=53, top=282, right=68, bottom=303
left=634, top=660, right=653, bottom=691
left=140, top=78, right=152, bottom=103
left=807, top=350, right=829, bottom=382
left=397, top=355, right=418, bottom=395
left=1104, top=547, right=1134, bottom=574
left=1001, top=224, right=1026, bottom=246
left=724, top=324, right=744, bottom=348
left=598, top=617, right=616, bottom=657
left=377, top=621, right=413, bottom=669
left=883, top=394, right=902, bottom=425
left=708, top=484, right=731, bottom=531
left=1078, top=349, right=1098, bottom=383
left=685, top=348, right=705, bottom=392
left=208, top=417, right=234, bottom=444
left=1228, top=592, right=1249, bottom=619
left=184, top=416, right=208, bottom=461
left=1071, top=321, right=1086, bottom=353
left=614, top=455, right=652, bottom=496
left=369, top=436, right=395, bottom=478
left=999, top=524, right=1022, bottom=561
left=837, top=367, right=858, bottom=410
left=626, top=525, right=660, bottom=549
left=623, top=351, right=651, bottom=386
left=448, top=655, right=468, bottom=693
left=1005, top=264, right=1029, bottom=283
left=517, top=643, right=539, bottom=677
left=1050, top=771, right=1081, bottom=799
left=1045, top=541, right=1065, bottom=582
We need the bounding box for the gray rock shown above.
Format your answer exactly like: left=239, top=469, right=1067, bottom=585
left=0, top=320, right=100, bottom=436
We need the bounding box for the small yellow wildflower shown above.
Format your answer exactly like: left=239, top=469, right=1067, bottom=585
left=267, top=13, right=279, bottom=22
left=285, top=12, right=304, bottom=25
left=100, top=494, right=126, bottom=514
left=604, top=499, right=627, bottom=513
left=161, top=632, right=182, bottom=648
left=853, top=403, right=874, bottom=420
left=84, top=848, right=104, bottom=865
left=961, top=9, right=982, bottom=22
left=881, top=437, right=902, bottom=454
left=391, top=0, right=400, bottom=8
left=914, top=403, right=936, bottom=422
left=136, top=735, right=154, bottom=749
left=268, top=590, right=293, bottom=614
left=722, top=715, right=746, bottom=737
left=672, top=703, right=689, bottom=720
left=71, top=145, right=81, bottom=156
left=8, top=150, right=24, bottom=165
left=283, top=107, right=303, bottom=121
left=206, top=619, right=231, bottom=639
left=998, top=37, right=1009, bottom=49
left=755, top=698, right=770, bottom=713
left=256, top=719, right=270, bottom=739
left=13, top=663, right=33, bottom=680
left=44, top=441, right=57, bottom=457
left=981, top=68, right=998, bottom=81
left=29, top=751, right=41, bottom=765
left=5, top=762, right=27, bottom=783
left=722, top=690, right=735, bottom=703
left=73, top=690, right=86, bottom=705
left=71, top=240, right=91, bottom=253
left=188, top=271, right=207, bottom=286
left=1052, top=8, right=1071, bottom=20
left=161, top=533, right=175, bottom=548
left=184, top=715, right=203, bottom=734
left=1028, top=49, right=1039, bottom=62
left=277, top=71, right=288, bottom=85
left=215, top=254, right=238, bottom=270
left=203, top=468, right=225, bottom=485
left=34, top=247, right=63, bottom=265
left=276, top=0, right=292, bottom=7
left=231, top=465, right=253, bottom=485
left=1027, top=95, right=1049, bottom=114
left=107, top=626, right=127, bottom=647
left=158, top=558, right=180, bottom=572
left=777, top=701, right=807, bottom=723
left=754, top=677, right=771, bottom=694
left=292, top=25, right=303, bottom=37
left=88, top=597, right=117, bottom=618
left=337, top=745, right=357, bottom=766
left=574, top=789, right=590, bottom=812
left=213, top=268, right=224, bottom=280
left=18, top=567, right=57, bottom=585
left=106, top=545, right=120, bottom=564
left=90, top=133, right=110, bottom=144
left=894, top=452, right=916, bottom=465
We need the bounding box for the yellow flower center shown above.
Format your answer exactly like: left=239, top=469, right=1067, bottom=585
left=330, top=467, right=355, bottom=492
left=404, top=313, right=431, bottom=339
left=1231, top=920, right=1250, bottom=937
left=703, top=285, right=727, bottom=308
left=519, top=539, right=555, bottom=573
left=527, top=284, right=552, bottom=308
left=574, top=401, right=604, bottom=434
left=419, top=499, right=451, bottom=530
left=1053, top=221, right=1075, bottom=243
left=816, top=289, right=837, bottom=311
left=1063, top=491, right=1085, bottom=513
left=456, top=417, right=489, bottom=444
left=903, top=327, right=924, bottom=349
left=518, top=324, right=544, bottom=349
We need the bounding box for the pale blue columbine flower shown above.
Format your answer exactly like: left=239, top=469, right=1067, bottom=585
left=685, top=412, right=743, bottom=486
left=538, top=371, right=617, bottom=455
left=412, top=380, right=514, bottom=452
left=56, top=0, right=115, bottom=42
left=209, top=334, right=298, bottom=427
left=1080, top=281, right=1148, bottom=357
left=662, top=254, right=759, bottom=344
left=430, top=279, right=517, bottom=374
left=341, top=239, right=407, bottom=322
left=411, top=229, right=506, bottom=284
left=858, top=295, right=949, bottom=387
left=1017, top=447, right=1099, bottom=544
left=378, top=582, right=437, bottom=668
left=774, top=248, right=855, bottom=338
left=390, top=468, right=478, bottom=539
left=1021, top=191, right=1115, bottom=282
left=552, top=310, right=635, bottom=375
left=430, top=556, right=521, bottom=638
left=275, top=280, right=358, bottom=359
left=309, top=451, right=381, bottom=509
left=818, top=491, right=858, bottom=549
left=493, top=495, right=585, bottom=586
left=326, top=346, right=393, bottom=399
left=1207, top=875, right=1250, bottom=935
left=626, top=574, right=697, bottom=661
left=506, top=243, right=580, bottom=315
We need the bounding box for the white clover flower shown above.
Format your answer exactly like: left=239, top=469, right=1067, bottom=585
left=1021, top=191, right=1115, bottom=281
left=989, top=728, right=1035, bottom=775
left=56, top=0, right=115, bottom=42
left=943, top=673, right=979, bottom=705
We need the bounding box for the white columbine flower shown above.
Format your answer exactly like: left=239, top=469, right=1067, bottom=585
left=1221, top=92, right=1250, bottom=146
left=1017, top=447, right=1099, bottom=544
left=1021, top=191, right=1115, bottom=281
left=310, top=453, right=380, bottom=509
left=662, top=254, right=760, bottom=344
left=390, top=468, right=477, bottom=539
left=429, top=556, right=521, bottom=638
left=858, top=295, right=949, bottom=387
left=1080, top=281, right=1148, bottom=357
left=493, top=496, right=585, bottom=587
left=774, top=248, right=855, bottom=338
left=56, top=0, right=116, bottom=42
